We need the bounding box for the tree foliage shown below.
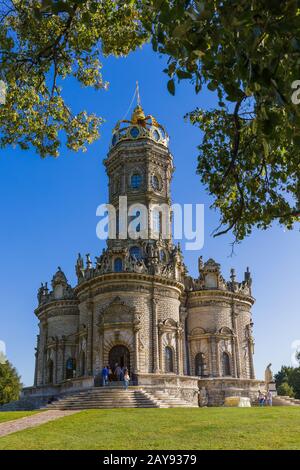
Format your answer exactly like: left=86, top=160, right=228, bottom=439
left=143, top=0, right=300, bottom=240
left=1, top=1, right=300, bottom=240
left=0, top=360, right=22, bottom=405
left=275, top=363, right=300, bottom=399
left=0, top=0, right=147, bottom=157
left=277, top=382, right=295, bottom=398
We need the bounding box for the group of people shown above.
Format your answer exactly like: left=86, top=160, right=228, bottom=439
left=101, top=363, right=130, bottom=389
left=258, top=390, right=273, bottom=406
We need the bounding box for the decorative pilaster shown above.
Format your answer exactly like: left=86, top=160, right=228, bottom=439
left=133, top=313, right=141, bottom=373
left=215, top=337, right=220, bottom=376
left=231, top=299, right=241, bottom=378
left=248, top=331, right=255, bottom=379
left=179, top=306, right=188, bottom=375
left=176, top=323, right=184, bottom=375
left=210, top=336, right=217, bottom=377
left=152, top=298, right=159, bottom=373
left=54, top=338, right=58, bottom=384
left=158, top=325, right=163, bottom=371
left=231, top=336, right=237, bottom=377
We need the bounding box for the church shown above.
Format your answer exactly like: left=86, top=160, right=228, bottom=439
left=26, top=102, right=261, bottom=407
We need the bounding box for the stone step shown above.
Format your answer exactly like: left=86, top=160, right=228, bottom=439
left=45, top=386, right=197, bottom=410
left=142, top=390, right=197, bottom=408
left=49, top=399, right=156, bottom=404
left=47, top=404, right=159, bottom=409
left=45, top=387, right=160, bottom=410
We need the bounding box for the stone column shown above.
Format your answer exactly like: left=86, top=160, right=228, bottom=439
left=179, top=307, right=188, bottom=375
left=176, top=325, right=184, bottom=375
left=248, top=340, right=255, bottom=379
left=152, top=298, right=159, bottom=373
left=158, top=326, right=163, bottom=372
left=175, top=328, right=180, bottom=374
left=231, top=336, right=237, bottom=377
left=215, top=338, right=220, bottom=376
left=231, top=300, right=241, bottom=378
left=86, top=299, right=94, bottom=376
left=133, top=325, right=140, bottom=373
left=210, top=336, right=217, bottom=377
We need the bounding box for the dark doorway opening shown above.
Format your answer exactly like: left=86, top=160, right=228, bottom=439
left=109, top=345, right=130, bottom=373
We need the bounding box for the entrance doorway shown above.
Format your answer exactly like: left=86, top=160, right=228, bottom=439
left=109, top=345, right=130, bottom=373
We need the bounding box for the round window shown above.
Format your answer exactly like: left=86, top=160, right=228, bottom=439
left=153, top=129, right=160, bottom=142
left=152, top=175, right=160, bottom=191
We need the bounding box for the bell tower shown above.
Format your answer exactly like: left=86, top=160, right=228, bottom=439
left=104, top=86, right=174, bottom=242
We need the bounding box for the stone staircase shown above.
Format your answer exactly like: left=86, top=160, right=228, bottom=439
left=143, top=389, right=198, bottom=408
left=45, top=387, right=197, bottom=410
left=273, top=395, right=300, bottom=406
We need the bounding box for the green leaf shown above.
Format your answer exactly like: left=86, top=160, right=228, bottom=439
left=167, top=79, right=175, bottom=95
left=176, top=70, right=192, bottom=79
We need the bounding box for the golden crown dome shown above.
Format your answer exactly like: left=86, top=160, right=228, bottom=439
left=111, top=105, right=169, bottom=149
left=131, top=105, right=146, bottom=124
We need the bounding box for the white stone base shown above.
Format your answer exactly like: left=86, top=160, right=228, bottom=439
left=224, top=396, right=251, bottom=407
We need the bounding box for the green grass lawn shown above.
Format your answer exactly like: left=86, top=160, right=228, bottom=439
left=0, top=407, right=300, bottom=450
left=0, top=411, right=41, bottom=424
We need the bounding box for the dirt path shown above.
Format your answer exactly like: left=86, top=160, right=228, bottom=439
left=0, top=410, right=80, bottom=437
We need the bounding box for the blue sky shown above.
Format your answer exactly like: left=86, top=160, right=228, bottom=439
left=0, top=45, right=299, bottom=386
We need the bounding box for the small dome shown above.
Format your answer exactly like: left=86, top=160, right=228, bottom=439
left=111, top=105, right=169, bottom=149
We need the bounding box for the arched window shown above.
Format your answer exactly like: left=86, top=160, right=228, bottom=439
left=160, top=250, right=166, bottom=262
left=66, top=357, right=76, bottom=379
left=165, top=346, right=174, bottom=373
left=152, top=209, right=161, bottom=235
left=195, top=352, right=205, bottom=377
left=114, top=258, right=123, bottom=272
left=131, top=173, right=142, bottom=189
left=130, top=246, right=141, bottom=260
left=47, top=359, right=54, bottom=384
left=222, top=352, right=231, bottom=377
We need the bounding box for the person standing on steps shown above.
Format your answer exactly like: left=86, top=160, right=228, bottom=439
left=101, top=366, right=108, bottom=386
left=107, top=365, right=113, bottom=383
left=124, top=369, right=130, bottom=390
left=115, top=364, right=122, bottom=381
left=266, top=390, right=273, bottom=406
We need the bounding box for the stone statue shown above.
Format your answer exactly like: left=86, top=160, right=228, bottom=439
left=76, top=253, right=84, bottom=280
left=86, top=253, right=93, bottom=270
left=198, top=255, right=204, bottom=274
left=134, top=258, right=147, bottom=273
left=265, top=363, right=273, bottom=387
left=37, top=283, right=45, bottom=304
